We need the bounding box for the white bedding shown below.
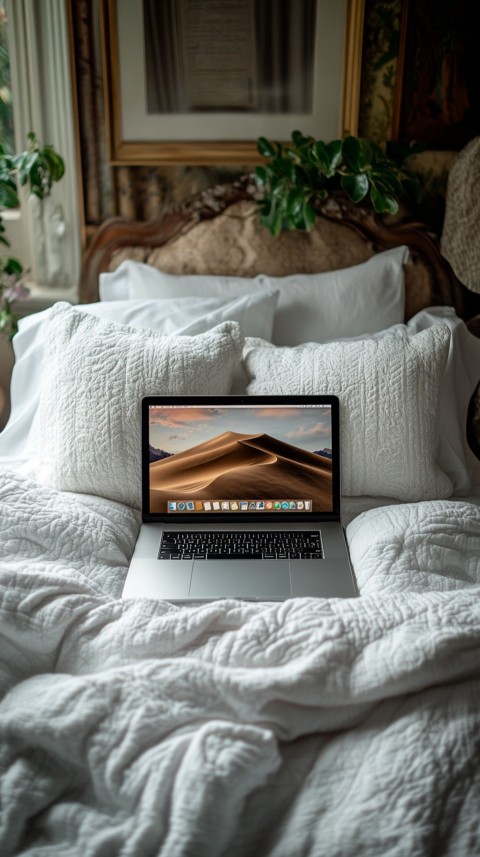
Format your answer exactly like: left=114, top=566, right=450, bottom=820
left=1, top=468, right=479, bottom=856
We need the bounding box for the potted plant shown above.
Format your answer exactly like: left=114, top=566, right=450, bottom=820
left=254, top=131, right=422, bottom=235
left=0, top=131, right=65, bottom=339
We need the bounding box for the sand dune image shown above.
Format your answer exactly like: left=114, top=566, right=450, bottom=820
left=150, top=431, right=333, bottom=512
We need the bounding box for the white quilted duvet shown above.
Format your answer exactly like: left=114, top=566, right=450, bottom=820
left=1, top=469, right=480, bottom=856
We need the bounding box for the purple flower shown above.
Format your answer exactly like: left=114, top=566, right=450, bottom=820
left=1, top=272, right=30, bottom=304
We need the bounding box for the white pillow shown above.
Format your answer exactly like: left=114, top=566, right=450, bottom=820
left=36, top=303, right=243, bottom=508
left=0, top=292, right=277, bottom=467
left=405, top=308, right=480, bottom=494
left=327, top=307, right=480, bottom=495
left=83, top=293, right=279, bottom=339
left=243, top=325, right=453, bottom=501
left=100, top=246, right=408, bottom=346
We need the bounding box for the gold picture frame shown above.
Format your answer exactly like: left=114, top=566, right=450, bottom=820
left=102, top=0, right=365, bottom=166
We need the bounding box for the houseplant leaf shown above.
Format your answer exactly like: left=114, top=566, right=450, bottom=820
left=312, top=140, right=330, bottom=173
left=254, top=165, right=268, bottom=188
left=326, top=140, right=343, bottom=174
left=342, top=136, right=372, bottom=171
left=291, top=130, right=311, bottom=149
left=257, top=137, right=277, bottom=158
left=341, top=172, right=369, bottom=203
left=3, top=255, right=23, bottom=275
left=0, top=178, right=18, bottom=208
left=370, top=185, right=399, bottom=214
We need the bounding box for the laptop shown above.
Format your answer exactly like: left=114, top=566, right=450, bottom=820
left=123, top=395, right=357, bottom=601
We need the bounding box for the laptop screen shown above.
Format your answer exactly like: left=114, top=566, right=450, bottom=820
left=142, top=396, right=340, bottom=521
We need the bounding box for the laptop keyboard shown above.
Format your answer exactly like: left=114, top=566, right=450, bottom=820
left=159, top=531, right=323, bottom=560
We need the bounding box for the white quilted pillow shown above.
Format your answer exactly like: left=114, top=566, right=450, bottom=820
left=244, top=325, right=453, bottom=501
left=37, top=303, right=244, bottom=508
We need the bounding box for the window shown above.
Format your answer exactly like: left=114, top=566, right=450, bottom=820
left=3, top=0, right=81, bottom=308
left=0, top=2, right=14, bottom=154
left=0, top=0, right=27, bottom=275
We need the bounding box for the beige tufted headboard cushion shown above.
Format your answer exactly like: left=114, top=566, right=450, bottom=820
left=98, top=199, right=463, bottom=322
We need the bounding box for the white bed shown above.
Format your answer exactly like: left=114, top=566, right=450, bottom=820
left=1, top=181, right=479, bottom=856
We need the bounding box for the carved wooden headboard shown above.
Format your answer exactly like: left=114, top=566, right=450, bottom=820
left=81, top=177, right=478, bottom=329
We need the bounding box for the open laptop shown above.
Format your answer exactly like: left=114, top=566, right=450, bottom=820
left=123, top=395, right=357, bottom=601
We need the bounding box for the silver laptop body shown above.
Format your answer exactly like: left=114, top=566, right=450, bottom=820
left=123, top=395, right=357, bottom=601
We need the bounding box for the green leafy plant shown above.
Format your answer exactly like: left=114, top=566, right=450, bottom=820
left=0, top=132, right=65, bottom=338
left=255, top=131, right=423, bottom=236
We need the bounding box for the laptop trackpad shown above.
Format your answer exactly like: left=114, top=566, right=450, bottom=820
left=190, top=559, right=291, bottom=599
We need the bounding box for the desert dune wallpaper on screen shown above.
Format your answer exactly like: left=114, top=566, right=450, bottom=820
left=148, top=406, right=333, bottom=514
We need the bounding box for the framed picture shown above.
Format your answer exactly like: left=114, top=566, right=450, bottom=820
left=101, top=0, right=365, bottom=165
left=393, top=0, right=479, bottom=149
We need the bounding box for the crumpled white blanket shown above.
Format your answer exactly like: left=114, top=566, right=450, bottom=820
left=1, top=470, right=480, bottom=857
